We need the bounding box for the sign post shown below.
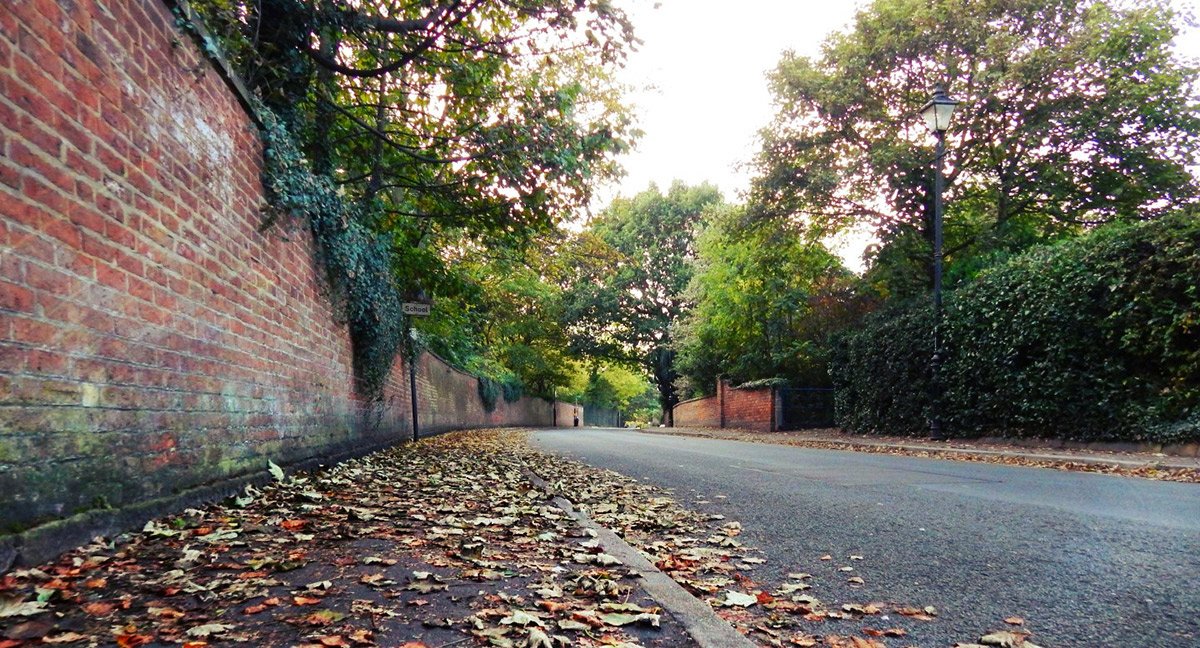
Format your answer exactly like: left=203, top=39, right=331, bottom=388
left=403, top=302, right=430, bottom=443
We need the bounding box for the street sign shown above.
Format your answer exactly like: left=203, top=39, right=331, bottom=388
left=402, top=302, right=431, bottom=316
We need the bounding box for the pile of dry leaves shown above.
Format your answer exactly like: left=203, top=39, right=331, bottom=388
left=0, top=430, right=692, bottom=648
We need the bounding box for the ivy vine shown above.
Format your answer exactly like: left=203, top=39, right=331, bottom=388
left=257, top=105, right=404, bottom=399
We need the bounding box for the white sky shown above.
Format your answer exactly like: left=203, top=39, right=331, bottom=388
left=598, top=0, right=1200, bottom=270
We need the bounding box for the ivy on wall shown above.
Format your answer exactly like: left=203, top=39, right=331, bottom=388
left=258, top=106, right=404, bottom=399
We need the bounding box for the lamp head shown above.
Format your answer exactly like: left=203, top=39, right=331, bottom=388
left=920, top=84, right=959, bottom=133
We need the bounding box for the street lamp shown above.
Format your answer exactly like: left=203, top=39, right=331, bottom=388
left=920, top=84, right=958, bottom=440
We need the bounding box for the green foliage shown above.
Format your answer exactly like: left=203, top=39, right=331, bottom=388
left=258, top=106, right=403, bottom=398
left=832, top=213, right=1200, bottom=443
left=558, top=361, right=661, bottom=422
left=674, top=205, right=876, bottom=398
left=564, top=182, right=725, bottom=420
left=752, top=0, right=1200, bottom=300
left=185, top=0, right=638, bottom=399
left=477, top=376, right=501, bottom=413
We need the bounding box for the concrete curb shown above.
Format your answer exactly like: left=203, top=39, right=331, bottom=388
left=522, top=468, right=755, bottom=648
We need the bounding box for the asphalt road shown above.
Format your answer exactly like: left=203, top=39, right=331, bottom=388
left=532, top=428, right=1200, bottom=648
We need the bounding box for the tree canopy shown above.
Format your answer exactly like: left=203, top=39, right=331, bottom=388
left=190, top=0, right=638, bottom=394
left=563, top=182, right=724, bottom=422
left=751, top=0, right=1200, bottom=298
left=673, top=206, right=873, bottom=397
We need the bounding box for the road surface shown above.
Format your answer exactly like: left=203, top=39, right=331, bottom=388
left=532, top=428, right=1200, bottom=647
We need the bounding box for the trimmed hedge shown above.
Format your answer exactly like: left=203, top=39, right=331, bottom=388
left=831, top=213, right=1199, bottom=443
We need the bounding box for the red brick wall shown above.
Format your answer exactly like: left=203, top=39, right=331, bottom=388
left=673, top=394, right=721, bottom=428
left=0, top=0, right=374, bottom=536
left=671, top=380, right=776, bottom=431
left=0, top=0, right=555, bottom=564
left=722, top=381, right=776, bottom=432
left=411, top=352, right=553, bottom=435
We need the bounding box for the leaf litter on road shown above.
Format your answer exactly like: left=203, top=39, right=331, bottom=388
left=0, top=430, right=693, bottom=647
left=0, top=429, right=1044, bottom=648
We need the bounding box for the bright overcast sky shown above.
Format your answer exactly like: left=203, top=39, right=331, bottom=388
left=597, top=0, right=1200, bottom=269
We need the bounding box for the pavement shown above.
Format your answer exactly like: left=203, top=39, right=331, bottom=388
left=5, top=427, right=1198, bottom=648
left=0, top=430, right=705, bottom=648
left=532, top=428, right=1200, bottom=648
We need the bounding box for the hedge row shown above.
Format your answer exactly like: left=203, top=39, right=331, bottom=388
left=831, top=213, right=1199, bottom=443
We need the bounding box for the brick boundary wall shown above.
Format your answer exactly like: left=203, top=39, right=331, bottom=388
left=672, top=379, right=776, bottom=432
left=672, top=394, right=721, bottom=428
left=0, top=0, right=559, bottom=569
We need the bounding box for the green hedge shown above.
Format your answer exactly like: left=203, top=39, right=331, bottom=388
left=831, top=213, right=1199, bottom=443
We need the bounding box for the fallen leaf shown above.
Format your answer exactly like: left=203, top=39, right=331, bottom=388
left=316, top=635, right=351, bottom=647
left=501, top=609, right=546, bottom=627
left=599, top=612, right=660, bottom=627
left=979, top=630, right=1028, bottom=647
left=302, top=609, right=346, bottom=626
left=115, top=633, right=152, bottom=648
left=1005, top=616, right=1025, bottom=626
left=81, top=601, right=115, bottom=617
left=527, top=627, right=555, bottom=648
left=717, top=591, right=758, bottom=607
left=185, top=623, right=234, bottom=638
left=0, top=596, right=49, bottom=618
left=43, top=633, right=91, bottom=644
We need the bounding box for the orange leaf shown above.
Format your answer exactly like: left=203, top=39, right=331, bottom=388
left=537, top=600, right=570, bottom=613
left=83, top=601, right=115, bottom=616
left=755, top=591, right=775, bottom=605
left=317, top=635, right=350, bottom=647
left=294, top=596, right=323, bottom=606
left=237, top=570, right=269, bottom=580
left=84, top=578, right=108, bottom=589
left=281, top=519, right=307, bottom=530
left=116, top=634, right=152, bottom=648
left=243, top=603, right=269, bottom=615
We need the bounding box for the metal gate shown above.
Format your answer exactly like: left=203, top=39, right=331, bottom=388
left=778, top=387, right=836, bottom=430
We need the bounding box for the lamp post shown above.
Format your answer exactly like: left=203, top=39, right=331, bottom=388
left=919, top=84, right=958, bottom=440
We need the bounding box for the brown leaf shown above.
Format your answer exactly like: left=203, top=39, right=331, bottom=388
left=316, top=635, right=350, bottom=647
left=82, top=601, right=115, bottom=617
left=1005, top=616, right=1025, bottom=626
left=294, top=595, right=323, bottom=606
left=43, top=633, right=92, bottom=644
left=281, top=519, right=308, bottom=530
left=537, top=599, right=570, bottom=614
left=115, top=633, right=152, bottom=648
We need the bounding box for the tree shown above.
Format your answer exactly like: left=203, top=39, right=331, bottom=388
left=750, top=0, right=1200, bottom=298
left=674, top=206, right=875, bottom=397
left=190, top=0, right=637, bottom=392
left=564, top=182, right=725, bottom=424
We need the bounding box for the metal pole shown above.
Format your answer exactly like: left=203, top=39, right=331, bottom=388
left=408, top=324, right=419, bottom=443
left=930, top=131, right=945, bottom=440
